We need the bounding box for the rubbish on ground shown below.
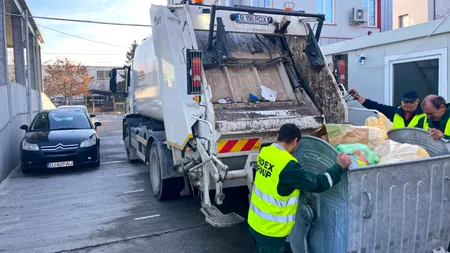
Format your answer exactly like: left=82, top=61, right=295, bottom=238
left=217, top=97, right=233, bottom=104
left=374, top=140, right=430, bottom=164
left=336, top=143, right=379, bottom=166
left=260, top=84, right=277, bottom=102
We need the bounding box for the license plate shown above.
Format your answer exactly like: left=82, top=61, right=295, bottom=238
left=47, top=161, right=74, bottom=168
left=236, top=14, right=270, bottom=25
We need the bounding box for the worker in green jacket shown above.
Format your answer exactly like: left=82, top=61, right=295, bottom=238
left=248, top=123, right=352, bottom=252
left=347, top=89, right=427, bottom=129
left=419, top=95, right=450, bottom=140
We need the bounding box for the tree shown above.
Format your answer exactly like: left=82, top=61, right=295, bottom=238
left=44, top=58, right=93, bottom=105
left=118, top=40, right=139, bottom=88
left=125, top=40, right=139, bottom=65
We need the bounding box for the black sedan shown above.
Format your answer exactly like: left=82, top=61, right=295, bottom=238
left=20, top=109, right=102, bottom=173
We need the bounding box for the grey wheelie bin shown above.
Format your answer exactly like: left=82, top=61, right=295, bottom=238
left=290, top=128, right=450, bottom=253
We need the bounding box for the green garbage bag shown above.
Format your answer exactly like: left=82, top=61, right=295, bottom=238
left=336, top=143, right=379, bottom=166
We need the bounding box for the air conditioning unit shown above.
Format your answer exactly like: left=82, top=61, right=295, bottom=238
left=350, top=7, right=367, bottom=25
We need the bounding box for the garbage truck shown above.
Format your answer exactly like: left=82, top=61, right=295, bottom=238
left=108, top=2, right=450, bottom=252
left=109, top=2, right=345, bottom=226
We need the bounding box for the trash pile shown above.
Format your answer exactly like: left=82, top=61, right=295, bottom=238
left=312, top=113, right=430, bottom=167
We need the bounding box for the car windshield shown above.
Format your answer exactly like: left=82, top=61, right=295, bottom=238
left=30, top=111, right=92, bottom=131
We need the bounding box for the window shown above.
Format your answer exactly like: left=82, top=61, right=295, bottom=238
left=399, top=14, right=409, bottom=28
left=30, top=111, right=91, bottom=131
left=264, top=0, right=272, bottom=8
left=316, top=0, right=334, bottom=23
left=362, top=0, right=376, bottom=26
left=96, top=70, right=109, bottom=80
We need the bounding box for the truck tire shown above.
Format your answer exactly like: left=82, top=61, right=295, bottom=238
left=148, top=141, right=180, bottom=200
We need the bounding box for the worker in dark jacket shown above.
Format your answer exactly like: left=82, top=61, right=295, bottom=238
left=347, top=89, right=427, bottom=130
left=419, top=95, right=450, bottom=140
left=248, top=123, right=351, bottom=253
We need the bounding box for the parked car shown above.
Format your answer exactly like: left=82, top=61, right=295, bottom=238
left=19, top=109, right=102, bottom=173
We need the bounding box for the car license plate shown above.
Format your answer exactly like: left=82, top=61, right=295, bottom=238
left=47, top=161, right=74, bottom=168
left=236, top=14, right=270, bottom=25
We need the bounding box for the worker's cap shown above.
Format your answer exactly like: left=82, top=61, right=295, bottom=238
left=401, top=91, right=419, bottom=102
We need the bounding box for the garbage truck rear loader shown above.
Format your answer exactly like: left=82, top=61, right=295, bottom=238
left=109, top=2, right=347, bottom=227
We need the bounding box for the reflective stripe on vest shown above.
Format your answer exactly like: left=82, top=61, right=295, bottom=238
left=252, top=185, right=299, bottom=207
left=392, top=110, right=427, bottom=130
left=249, top=203, right=296, bottom=223
left=248, top=144, right=300, bottom=238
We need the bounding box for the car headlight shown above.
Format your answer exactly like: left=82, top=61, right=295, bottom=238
left=22, top=140, right=39, bottom=151
left=80, top=135, right=97, bottom=148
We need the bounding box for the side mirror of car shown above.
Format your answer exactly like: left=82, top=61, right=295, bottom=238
left=20, top=125, right=28, bottom=131
left=94, top=122, right=102, bottom=128
left=90, top=114, right=96, bottom=118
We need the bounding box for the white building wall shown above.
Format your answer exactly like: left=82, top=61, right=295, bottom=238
left=322, top=18, right=450, bottom=125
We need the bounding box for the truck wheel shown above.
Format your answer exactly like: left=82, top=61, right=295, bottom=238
left=148, top=141, right=180, bottom=200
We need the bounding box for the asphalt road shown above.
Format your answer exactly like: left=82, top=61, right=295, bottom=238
left=0, top=114, right=253, bottom=253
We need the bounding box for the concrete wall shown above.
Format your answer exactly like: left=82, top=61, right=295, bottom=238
left=0, top=83, right=54, bottom=181
left=322, top=18, right=450, bottom=125
left=0, top=83, right=32, bottom=181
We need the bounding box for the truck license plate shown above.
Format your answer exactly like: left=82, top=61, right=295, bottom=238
left=47, top=161, right=74, bottom=168
left=236, top=14, right=270, bottom=25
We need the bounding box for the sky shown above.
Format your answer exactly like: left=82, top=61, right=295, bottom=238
left=26, top=0, right=167, bottom=67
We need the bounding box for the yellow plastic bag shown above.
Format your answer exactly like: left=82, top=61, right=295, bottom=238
left=374, top=140, right=430, bottom=164
left=325, top=124, right=387, bottom=149
left=365, top=112, right=393, bottom=133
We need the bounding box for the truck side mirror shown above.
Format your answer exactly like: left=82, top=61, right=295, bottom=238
left=109, top=69, right=117, bottom=93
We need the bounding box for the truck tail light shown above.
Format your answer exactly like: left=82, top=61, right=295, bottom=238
left=187, top=49, right=202, bottom=95
left=192, top=0, right=203, bottom=4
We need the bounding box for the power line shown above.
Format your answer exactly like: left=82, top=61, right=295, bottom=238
left=4, top=12, right=152, bottom=27
left=42, top=52, right=123, bottom=56
left=37, top=23, right=129, bottom=48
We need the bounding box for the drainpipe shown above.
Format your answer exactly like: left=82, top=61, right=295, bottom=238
left=35, top=30, right=42, bottom=111
left=434, top=0, right=436, bottom=20
left=25, top=10, right=33, bottom=123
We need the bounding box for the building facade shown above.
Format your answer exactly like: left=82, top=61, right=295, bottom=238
left=168, top=0, right=393, bottom=45
left=0, top=0, right=50, bottom=181
left=43, top=65, right=121, bottom=92
left=393, top=0, right=450, bottom=29
left=322, top=18, right=450, bottom=125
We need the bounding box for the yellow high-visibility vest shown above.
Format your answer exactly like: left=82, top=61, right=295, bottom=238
left=248, top=144, right=300, bottom=238
left=392, top=107, right=427, bottom=130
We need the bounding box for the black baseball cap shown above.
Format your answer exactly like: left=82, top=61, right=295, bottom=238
left=401, top=91, right=419, bottom=102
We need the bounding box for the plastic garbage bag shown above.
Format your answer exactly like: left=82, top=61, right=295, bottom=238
left=325, top=124, right=388, bottom=149
left=336, top=143, right=380, bottom=166
left=374, top=140, right=430, bottom=164
left=365, top=112, right=393, bottom=133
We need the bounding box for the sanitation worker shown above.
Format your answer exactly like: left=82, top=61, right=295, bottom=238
left=248, top=123, right=352, bottom=252
left=419, top=95, right=450, bottom=140
left=347, top=89, right=427, bottom=130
